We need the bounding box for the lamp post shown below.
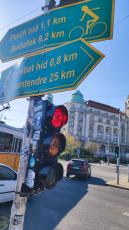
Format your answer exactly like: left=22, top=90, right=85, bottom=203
left=116, top=112, right=121, bottom=184
left=107, top=135, right=110, bottom=165
left=75, top=137, right=81, bottom=159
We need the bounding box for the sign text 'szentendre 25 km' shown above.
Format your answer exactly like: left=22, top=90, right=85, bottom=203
left=0, top=0, right=114, bottom=62
left=0, top=39, right=104, bottom=104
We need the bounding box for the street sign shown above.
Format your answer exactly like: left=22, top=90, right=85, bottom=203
left=0, top=0, right=114, bottom=62
left=0, top=38, right=104, bottom=104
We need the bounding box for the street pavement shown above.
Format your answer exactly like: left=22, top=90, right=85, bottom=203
left=91, top=162, right=129, bottom=190
left=107, top=176, right=129, bottom=190
left=0, top=162, right=129, bottom=230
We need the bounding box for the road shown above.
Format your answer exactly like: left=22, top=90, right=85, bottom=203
left=0, top=163, right=129, bottom=230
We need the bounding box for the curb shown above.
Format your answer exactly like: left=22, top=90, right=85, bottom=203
left=106, top=182, right=129, bottom=191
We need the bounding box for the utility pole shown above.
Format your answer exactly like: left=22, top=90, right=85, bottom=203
left=9, top=98, right=34, bottom=230
left=128, top=162, right=129, bottom=183
left=9, top=1, right=51, bottom=229
left=116, top=112, right=121, bottom=185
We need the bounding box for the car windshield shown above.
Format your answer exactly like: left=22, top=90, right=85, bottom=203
left=72, top=160, right=84, bottom=167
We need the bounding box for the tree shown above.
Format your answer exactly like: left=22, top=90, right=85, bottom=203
left=62, top=132, right=81, bottom=155
left=84, top=142, right=98, bottom=156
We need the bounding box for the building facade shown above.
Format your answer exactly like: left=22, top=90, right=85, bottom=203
left=63, top=91, right=129, bottom=156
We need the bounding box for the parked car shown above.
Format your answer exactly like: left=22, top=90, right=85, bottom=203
left=66, top=159, right=91, bottom=178
left=0, top=163, right=17, bottom=203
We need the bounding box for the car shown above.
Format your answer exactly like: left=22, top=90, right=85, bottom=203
left=0, top=163, right=17, bottom=203
left=66, top=159, right=91, bottom=178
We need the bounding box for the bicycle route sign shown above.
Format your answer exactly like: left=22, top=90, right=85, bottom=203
left=0, top=39, right=104, bottom=104
left=0, top=0, right=114, bottom=62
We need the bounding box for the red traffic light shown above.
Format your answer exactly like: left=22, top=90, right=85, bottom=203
left=51, top=105, right=68, bottom=129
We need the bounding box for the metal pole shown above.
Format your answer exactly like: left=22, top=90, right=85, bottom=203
left=117, top=112, right=121, bottom=184
left=9, top=1, right=50, bottom=229
left=128, top=163, right=129, bottom=183
left=9, top=98, right=35, bottom=230
left=107, top=136, right=110, bottom=165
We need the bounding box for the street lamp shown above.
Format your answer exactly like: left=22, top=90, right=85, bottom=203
left=106, top=135, right=110, bottom=165
left=116, top=111, right=121, bottom=184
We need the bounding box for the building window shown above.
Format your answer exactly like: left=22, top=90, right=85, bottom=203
left=89, top=115, right=94, bottom=138
left=114, top=121, right=118, bottom=126
left=68, top=111, right=75, bottom=134
left=96, top=110, right=101, bottom=115
left=106, top=119, right=110, bottom=125
left=69, top=111, right=75, bottom=119
left=0, top=132, right=13, bottom=152
left=89, top=109, right=93, bottom=112
left=68, top=129, right=73, bottom=135
left=113, top=128, right=118, bottom=143
left=105, top=127, right=112, bottom=141
left=77, top=131, right=82, bottom=137
left=121, top=124, right=125, bottom=143
left=100, top=144, right=105, bottom=152
left=98, top=117, right=102, bottom=123
left=77, top=124, right=82, bottom=137
left=77, top=112, right=84, bottom=137
left=113, top=136, right=118, bottom=143
left=89, top=115, right=94, bottom=123
left=89, top=124, right=94, bottom=138
left=113, top=128, right=118, bottom=135
left=97, top=125, right=104, bottom=140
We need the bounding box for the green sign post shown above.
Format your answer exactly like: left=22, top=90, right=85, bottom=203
left=0, top=39, right=104, bottom=104
left=0, top=0, right=114, bottom=62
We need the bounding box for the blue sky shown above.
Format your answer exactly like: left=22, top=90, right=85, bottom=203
left=0, top=0, right=129, bottom=127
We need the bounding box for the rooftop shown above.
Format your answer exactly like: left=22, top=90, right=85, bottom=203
left=86, top=100, right=120, bottom=114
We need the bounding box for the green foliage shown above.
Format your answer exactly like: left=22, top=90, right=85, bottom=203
left=62, top=131, right=81, bottom=153
left=84, top=142, right=98, bottom=154
left=60, top=133, right=128, bottom=164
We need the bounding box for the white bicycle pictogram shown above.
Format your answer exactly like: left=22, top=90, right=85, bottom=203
left=69, top=6, right=108, bottom=41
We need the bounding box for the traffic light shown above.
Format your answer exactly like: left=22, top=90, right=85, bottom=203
left=58, top=0, right=83, bottom=7
left=115, top=146, right=119, bottom=157
left=48, top=0, right=56, bottom=9
left=21, top=99, right=68, bottom=195
left=34, top=100, right=68, bottom=191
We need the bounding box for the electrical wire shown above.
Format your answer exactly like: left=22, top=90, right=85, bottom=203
left=0, top=3, right=129, bottom=33
left=0, top=7, right=41, bottom=32
left=115, top=13, right=129, bottom=27
left=0, top=3, right=128, bottom=103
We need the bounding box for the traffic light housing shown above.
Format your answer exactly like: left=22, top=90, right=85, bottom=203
left=27, top=100, right=68, bottom=192
left=58, top=0, right=82, bottom=7
left=21, top=99, right=68, bottom=195
left=115, top=146, right=119, bottom=157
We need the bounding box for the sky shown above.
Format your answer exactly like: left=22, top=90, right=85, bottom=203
left=0, top=0, right=129, bottom=128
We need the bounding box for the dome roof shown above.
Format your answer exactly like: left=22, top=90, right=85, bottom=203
left=70, top=90, right=84, bottom=103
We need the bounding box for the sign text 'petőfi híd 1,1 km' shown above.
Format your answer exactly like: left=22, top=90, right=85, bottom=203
left=0, top=0, right=114, bottom=62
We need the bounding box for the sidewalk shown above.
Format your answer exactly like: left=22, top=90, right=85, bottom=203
left=107, top=176, right=129, bottom=190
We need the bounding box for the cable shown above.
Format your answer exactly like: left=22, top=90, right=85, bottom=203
left=0, top=3, right=129, bottom=33
left=115, top=13, right=129, bottom=27
left=0, top=7, right=41, bottom=32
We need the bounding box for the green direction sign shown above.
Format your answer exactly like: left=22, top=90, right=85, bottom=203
left=0, top=0, right=114, bottom=62
left=0, top=39, right=104, bottom=104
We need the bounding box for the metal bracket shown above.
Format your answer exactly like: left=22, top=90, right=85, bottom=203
left=0, top=102, right=10, bottom=112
